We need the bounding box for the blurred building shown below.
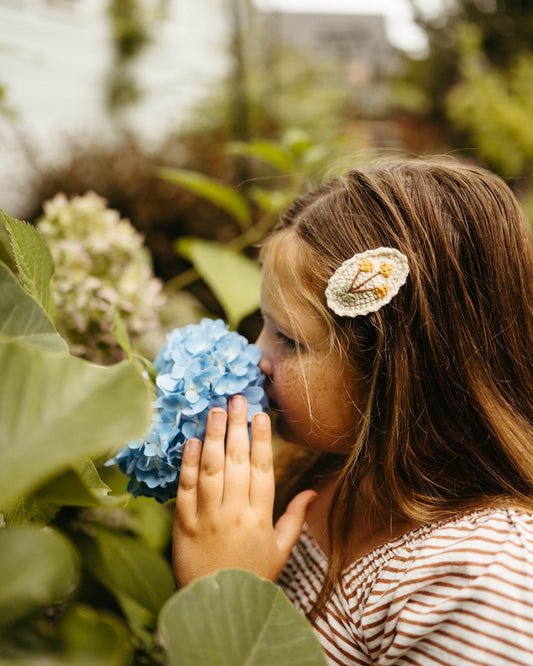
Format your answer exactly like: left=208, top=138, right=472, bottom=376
left=257, top=10, right=398, bottom=85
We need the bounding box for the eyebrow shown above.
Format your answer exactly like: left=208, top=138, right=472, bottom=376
left=260, top=306, right=271, bottom=322
left=261, top=308, right=280, bottom=329
left=261, top=308, right=290, bottom=335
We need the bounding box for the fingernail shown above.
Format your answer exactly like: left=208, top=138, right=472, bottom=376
left=187, top=438, right=202, bottom=455
left=211, top=408, right=226, bottom=426
left=254, top=412, right=269, bottom=428
left=230, top=394, right=245, bottom=411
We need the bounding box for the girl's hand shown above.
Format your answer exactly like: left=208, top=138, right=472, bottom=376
left=172, top=394, right=317, bottom=588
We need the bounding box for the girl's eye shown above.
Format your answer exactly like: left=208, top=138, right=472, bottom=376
left=275, top=331, right=299, bottom=350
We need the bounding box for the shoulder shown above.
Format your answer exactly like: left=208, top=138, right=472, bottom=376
left=279, top=509, right=533, bottom=665
left=344, top=507, right=533, bottom=611
left=343, top=508, right=533, bottom=664
left=381, top=506, right=532, bottom=576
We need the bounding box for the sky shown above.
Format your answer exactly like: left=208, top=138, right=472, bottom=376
left=254, top=0, right=444, bottom=53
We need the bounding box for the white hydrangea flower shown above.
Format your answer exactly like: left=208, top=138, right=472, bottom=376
left=37, top=191, right=165, bottom=363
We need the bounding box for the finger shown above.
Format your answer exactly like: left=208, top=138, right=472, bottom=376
left=249, top=412, right=275, bottom=514
left=197, top=407, right=227, bottom=515
left=274, top=490, right=318, bottom=557
left=223, top=394, right=251, bottom=505
left=175, top=438, right=202, bottom=529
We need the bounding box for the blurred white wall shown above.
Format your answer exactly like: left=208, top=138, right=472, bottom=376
left=0, top=0, right=230, bottom=215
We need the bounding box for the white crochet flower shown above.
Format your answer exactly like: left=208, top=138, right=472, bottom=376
left=325, top=247, right=409, bottom=317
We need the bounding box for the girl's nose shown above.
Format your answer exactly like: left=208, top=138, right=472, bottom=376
left=255, top=327, right=272, bottom=376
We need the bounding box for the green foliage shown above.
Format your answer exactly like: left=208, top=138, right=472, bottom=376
left=108, top=0, right=152, bottom=62
left=187, top=17, right=355, bottom=146
left=229, top=139, right=295, bottom=173
left=404, top=0, right=533, bottom=119
left=2, top=210, right=56, bottom=322
left=446, top=24, right=533, bottom=178
left=228, top=128, right=337, bottom=184
left=0, top=262, right=66, bottom=353
left=55, top=604, right=133, bottom=666
left=0, top=526, right=78, bottom=629
left=0, top=201, right=328, bottom=664
left=35, top=459, right=130, bottom=509
left=16, top=132, right=246, bottom=286
left=106, top=0, right=164, bottom=113
left=79, top=525, right=174, bottom=656
left=159, top=569, right=328, bottom=666
left=82, top=526, right=175, bottom=615
left=0, top=210, right=158, bottom=661
left=161, top=130, right=353, bottom=331
left=176, top=237, right=262, bottom=329
left=0, top=335, right=152, bottom=508
left=395, top=1, right=533, bottom=209
left=248, top=49, right=353, bottom=140
left=158, top=167, right=252, bottom=230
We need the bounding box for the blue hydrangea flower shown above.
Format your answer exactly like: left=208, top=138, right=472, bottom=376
left=108, top=319, right=268, bottom=503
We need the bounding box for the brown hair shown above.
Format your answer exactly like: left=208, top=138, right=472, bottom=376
left=261, top=158, right=533, bottom=617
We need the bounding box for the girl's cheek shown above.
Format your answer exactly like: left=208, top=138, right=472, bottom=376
left=278, top=362, right=302, bottom=391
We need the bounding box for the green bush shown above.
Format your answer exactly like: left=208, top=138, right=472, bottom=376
left=0, top=207, right=327, bottom=665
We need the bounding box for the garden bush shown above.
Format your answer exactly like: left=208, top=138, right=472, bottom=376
left=0, top=204, right=327, bottom=665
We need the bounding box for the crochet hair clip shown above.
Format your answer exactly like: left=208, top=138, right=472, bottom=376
left=325, top=247, right=409, bottom=317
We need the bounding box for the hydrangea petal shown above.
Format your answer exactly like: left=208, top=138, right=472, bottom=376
left=108, top=319, right=268, bottom=503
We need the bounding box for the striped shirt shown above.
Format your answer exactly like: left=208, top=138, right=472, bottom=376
left=278, top=508, right=533, bottom=665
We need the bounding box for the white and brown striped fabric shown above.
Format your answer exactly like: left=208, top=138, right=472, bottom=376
left=278, top=509, right=533, bottom=665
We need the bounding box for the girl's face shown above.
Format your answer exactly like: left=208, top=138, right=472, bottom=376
left=256, top=248, right=359, bottom=455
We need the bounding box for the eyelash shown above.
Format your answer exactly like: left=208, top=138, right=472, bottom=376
left=276, top=331, right=299, bottom=350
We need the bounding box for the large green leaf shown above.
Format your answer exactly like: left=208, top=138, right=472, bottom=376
left=79, top=525, right=174, bottom=654
left=110, top=593, right=159, bottom=657
left=81, top=526, right=175, bottom=615
left=158, top=167, right=251, bottom=229
left=35, top=458, right=130, bottom=508
left=0, top=526, right=79, bottom=628
left=0, top=338, right=152, bottom=508
left=248, top=187, right=295, bottom=215
left=125, top=494, right=173, bottom=552
left=282, top=128, right=314, bottom=159
left=112, top=308, right=133, bottom=360
left=0, top=261, right=67, bottom=352
left=3, top=497, right=59, bottom=527
left=158, top=569, right=328, bottom=666
left=0, top=212, right=13, bottom=268
left=227, top=140, right=294, bottom=173
left=2, top=209, right=56, bottom=322
left=59, top=604, right=133, bottom=666
left=176, top=238, right=261, bottom=328
left=0, top=603, right=132, bottom=665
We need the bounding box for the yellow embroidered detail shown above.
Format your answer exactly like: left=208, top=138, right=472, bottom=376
left=359, top=259, right=374, bottom=272
left=379, top=262, right=392, bottom=278
left=375, top=284, right=389, bottom=299
left=325, top=247, right=409, bottom=317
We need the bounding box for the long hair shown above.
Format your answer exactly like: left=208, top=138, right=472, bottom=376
left=261, top=159, right=533, bottom=618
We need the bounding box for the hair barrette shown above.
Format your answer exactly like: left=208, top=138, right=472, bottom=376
left=325, top=247, right=409, bottom=317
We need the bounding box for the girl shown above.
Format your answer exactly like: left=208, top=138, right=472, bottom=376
left=173, top=159, right=533, bottom=665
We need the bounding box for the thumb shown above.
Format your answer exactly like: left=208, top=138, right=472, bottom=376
left=274, top=489, right=318, bottom=556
